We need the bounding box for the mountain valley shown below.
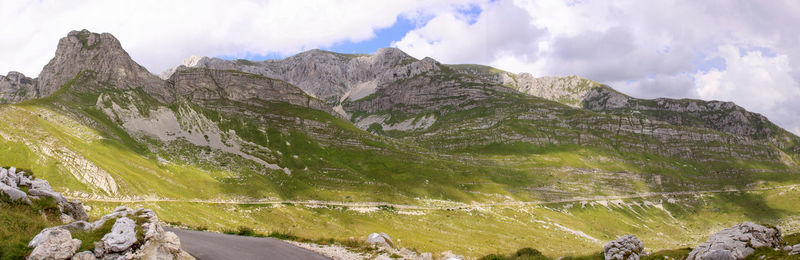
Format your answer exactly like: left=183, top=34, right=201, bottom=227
left=2, top=29, right=800, bottom=258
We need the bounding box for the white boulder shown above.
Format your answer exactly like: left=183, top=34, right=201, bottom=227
left=28, top=228, right=81, bottom=260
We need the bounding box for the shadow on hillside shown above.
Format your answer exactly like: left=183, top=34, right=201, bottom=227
left=716, top=192, right=785, bottom=223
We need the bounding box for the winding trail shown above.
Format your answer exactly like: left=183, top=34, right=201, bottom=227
left=66, top=184, right=800, bottom=210
left=165, top=227, right=330, bottom=260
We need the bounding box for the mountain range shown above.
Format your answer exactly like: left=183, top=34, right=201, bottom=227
left=2, top=29, right=799, bottom=256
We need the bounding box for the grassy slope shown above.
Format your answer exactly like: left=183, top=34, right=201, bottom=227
left=80, top=185, right=800, bottom=258
left=0, top=191, right=61, bottom=259
left=1, top=70, right=799, bottom=257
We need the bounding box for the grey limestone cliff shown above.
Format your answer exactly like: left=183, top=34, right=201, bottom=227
left=0, top=71, right=37, bottom=104
left=36, top=29, right=170, bottom=102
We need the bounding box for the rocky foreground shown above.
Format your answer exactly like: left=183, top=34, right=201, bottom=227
left=1, top=166, right=87, bottom=222
left=600, top=222, right=800, bottom=260
left=1, top=166, right=193, bottom=260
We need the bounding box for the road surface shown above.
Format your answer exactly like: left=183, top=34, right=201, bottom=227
left=166, top=227, right=330, bottom=260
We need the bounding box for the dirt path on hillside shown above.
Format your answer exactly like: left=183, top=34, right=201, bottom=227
left=66, top=184, right=800, bottom=210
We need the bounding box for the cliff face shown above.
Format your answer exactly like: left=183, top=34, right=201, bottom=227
left=168, top=68, right=332, bottom=114
left=338, top=67, right=784, bottom=165
left=582, top=86, right=800, bottom=156
left=36, top=30, right=170, bottom=102
left=163, top=48, right=421, bottom=103
left=0, top=71, right=37, bottom=104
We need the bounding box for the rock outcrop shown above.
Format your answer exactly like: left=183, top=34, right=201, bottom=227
left=366, top=232, right=394, bottom=248
left=687, top=222, right=782, bottom=260
left=0, top=71, right=37, bottom=104
left=36, top=30, right=170, bottom=102
left=0, top=166, right=87, bottom=221
left=168, top=68, right=332, bottom=113
left=603, top=235, right=645, bottom=260
left=581, top=85, right=800, bottom=157
left=28, top=206, right=194, bottom=260
left=514, top=74, right=599, bottom=108
left=166, top=48, right=427, bottom=103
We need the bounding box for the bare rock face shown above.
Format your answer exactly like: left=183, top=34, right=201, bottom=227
left=37, top=30, right=170, bottom=102
left=514, top=74, right=599, bottom=108
left=169, top=68, right=331, bottom=113
left=581, top=85, right=800, bottom=155
left=167, top=47, right=422, bottom=103
left=603, top=235, right=645, bottom=260
left=687, top=222, right=782, bottom=260
left=27, top=228, right=81, bottom=260
left=0, top=71, right=37, bottom=104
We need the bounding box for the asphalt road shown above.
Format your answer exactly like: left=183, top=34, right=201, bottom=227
left=165, top=227, right=330, bottom=260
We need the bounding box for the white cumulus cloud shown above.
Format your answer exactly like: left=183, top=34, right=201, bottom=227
left=0, top=0, right=474, bottom=76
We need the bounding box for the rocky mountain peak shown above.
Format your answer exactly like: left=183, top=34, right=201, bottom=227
left=0, top=71, right=37, bottom=104
left=37, top=29, right=170, bottom=102
left=2, top=71, right=31, bottom=83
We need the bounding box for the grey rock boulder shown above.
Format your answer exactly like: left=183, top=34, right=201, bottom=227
left=366, top=232, right=394, bottom=248
left=58, top=220, right=93, bottom=232
left=71, top=251, right=97, bottom=260
left=27, top=187, right=88, bottom=221
left=603, top=235, right=645, bottom=260
left=102, top=217, right=137, bottom=253
left=0, top=181, right=29, bottom=203
left=131, top=231, right=193, bottom=260
left=687, top=222, right=782, bottom=260
left=701, top=250, right=735, bottom=260
left=18, top=174, right=32, bottom=187
left=28, top=188, right=68, bottom=203
left=31, top=178, right=52, bottom=190
left=791, top=244, right=800, bottom=255
left=3, top=167, right=19, bottom=187
left=27, top=228, right=81, bottom=260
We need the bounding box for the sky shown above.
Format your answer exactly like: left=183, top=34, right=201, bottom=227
left=1, top=0, right=799, bottom=134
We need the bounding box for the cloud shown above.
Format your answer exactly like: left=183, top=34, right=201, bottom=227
left=392, top=0, right=544, bottom=65
left=610, top=74, right=698, bottom=100
left=544, top=26, right=693, bottom=82
left=0, top=0, right=475, bottom=76
left=694, top=45, right=800, bottom=133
